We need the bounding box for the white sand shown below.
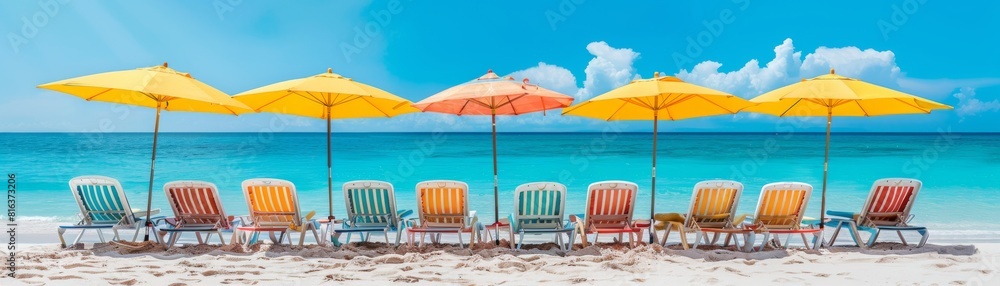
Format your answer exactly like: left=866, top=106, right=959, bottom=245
left=1, top=238, right=996, bottom=285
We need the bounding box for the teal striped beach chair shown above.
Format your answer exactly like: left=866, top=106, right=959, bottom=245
left=58, top=176, right=161, bottom=247
left=507, top=182, right=576, bottom=250
left=327, top=180, right=412, bottom=246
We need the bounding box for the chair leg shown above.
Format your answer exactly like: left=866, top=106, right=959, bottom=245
left=96, top=229, right=106, bottom=242
left=659, top=227, right=671, bottom=246
left=678, top=228, right=690, bottom=250
left=917, top=228, right=929, bottom=247
left=692, top=231, right=703, bottom=250
left=710, top=232, right=721, bottom=245
left=800, top=234, right=809, bottom=248
left=73, top=229, right=86, bottom=244
left=829, top=221, right=843, bottom=245
left=58, top=228, right=68, bottom=248
left=217, top=230, right=226, bottom=244
left=867, top=229, right=882, bottom=248
left=516, top=231, right=525, bottom=250
left=298, top=229, right=307, bottom=247
left=897, top=230, right=908, bottom=246
left=195, top=232, right=204, bottom=244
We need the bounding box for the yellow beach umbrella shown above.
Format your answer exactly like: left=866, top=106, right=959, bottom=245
left=563, top=72, right=754, bottom=242
left=234, top=68, right=418, bottom=221
left=38, top=62, right=252, bottom=241
left=744, top=69, right=952, bottom=240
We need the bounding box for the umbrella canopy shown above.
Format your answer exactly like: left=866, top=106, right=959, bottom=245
left=744, top=69, right=952, bottom=244
left=234, top=68, right=418, bottom=222
left=39, top=63, right=249, bottom=115
left=38, top=62, right=251, bottom=242
left=563, top=72, right=754, bottom=243
left=413, top=69, right=575, bottom=244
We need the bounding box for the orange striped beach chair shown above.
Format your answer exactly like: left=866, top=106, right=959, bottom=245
left=159, top=181, right=233, bottom=248
left=826, top=178, right=928, bottom=248
left=407, top=180, right=482, bottom=248
left=571, top=181, right=646, bottom=248
left=743, top=182, right=821, bottom=251
left=657, top=180, right=746, bottom=250
left=232, top=178, right=319, bottom=246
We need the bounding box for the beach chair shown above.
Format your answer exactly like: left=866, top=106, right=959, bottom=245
left=742, top=182, right=821, bottom=251
left=571, top=181, right=645, bottom=248
left=826, top=178, right=928, bottom=248
left=158, top=181, right=233, bottom=248
left=58, top=176, right=162, bottom=247
left=232, top=179, right=320, bottom=247
left=657, top=180, right=745, bottom=250
left=407, top=180, right=482, bottom=249
left=326, top=180, right=412, bottom=246
left=506, top=182, right=576, bottom=251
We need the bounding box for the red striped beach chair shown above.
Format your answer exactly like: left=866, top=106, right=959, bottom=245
left=571, top=181, right=645, bottom=248
left=159, top=181, right=233, bottom=248
left=826, top=178, right=928, bottom=248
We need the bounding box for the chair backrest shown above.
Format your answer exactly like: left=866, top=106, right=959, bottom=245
left=513, top=182, right=567, bottom=230
left=343, top=180, right=399, bottom=228
left=241, top=178, right=302, bottom=227
left=859, top=178, right=922, bottom=227
left=163, top=180, right=229, bottom=228
left=583, top=181, right=638, bottom=230
left=684, top=180, right=743, bottom=229
left=415, top=180, right=469, bottom=228
left=753, top=182, right=812, bottom=230
left=68, top=176, right=135, bottom=226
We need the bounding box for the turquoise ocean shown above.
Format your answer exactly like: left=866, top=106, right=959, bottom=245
left=3, top=132, right=997, bottom=241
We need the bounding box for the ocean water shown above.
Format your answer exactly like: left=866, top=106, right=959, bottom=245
left=2, top=132, right=998, bottom=240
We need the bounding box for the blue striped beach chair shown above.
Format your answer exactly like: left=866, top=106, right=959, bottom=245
left=507, top=182, right=576, bottom=250
left=326, top=180, right=412, bottom=246
left=58, top=176, right=161, bottom=247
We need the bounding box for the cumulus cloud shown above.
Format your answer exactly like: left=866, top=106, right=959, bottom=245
left=675, top=38, right=913, bottom=98
left=953, top=87, right=1000, bottom=119
left=509, top=41, right=640, bottom=101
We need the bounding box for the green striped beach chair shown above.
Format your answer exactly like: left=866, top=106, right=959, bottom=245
left=327, top=180, right=412, bottom=246
left=58, top=176, right=161, bottom=247
left=507, top=182, right=576, bottom=250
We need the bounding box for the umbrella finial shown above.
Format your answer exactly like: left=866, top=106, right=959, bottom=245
left=487, top=69, right=493, bottom=74
left=654, top=71, right=660, bottom=78
left=327, top=68, right=332, bottom=74
left=830, top=68, right=835, bottom=74
left=522, top=78, right=530, bottom=84
left=162, top=62, right=168, bottom=68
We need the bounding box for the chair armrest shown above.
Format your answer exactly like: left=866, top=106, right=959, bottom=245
left=826, top=210, right=856, bottom=219
left=507, top=214, right=518, bottom=232
left=398, top=209, right=413, bottom=219
left=406, top=217, right=420, bottom=228
left=569, top=214, right=585, bottom=223
left=467, top=211, right=478, bottom=227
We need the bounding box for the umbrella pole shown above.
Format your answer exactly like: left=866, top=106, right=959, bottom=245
left=327, top=106, right=334, bottom=221
left=491, top=111, right=500, bottom=245
left=819, top=109, right=832, bottom=246
left=650, top=114, right=658, bottom=244
left=142, top=103, right=162, bottom=242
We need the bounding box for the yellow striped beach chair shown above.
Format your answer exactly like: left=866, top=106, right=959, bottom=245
left=407, top=180, right=481, bottom=248
left=657, top=180, right=745, bottom=250
left=232, top=178, right=319, bottom=246
left=744, top=182, right=821, bottom=251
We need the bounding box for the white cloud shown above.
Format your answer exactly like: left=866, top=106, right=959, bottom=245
left=508, top=62, right=578, bottom=96
left=575, top=42, right=640, bottom=100
left=953, top=87, right=1000, bottom=119
left=675, top=38, right=1000, bottom=104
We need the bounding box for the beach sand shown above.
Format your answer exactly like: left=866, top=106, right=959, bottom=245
left=2, top=237, right=996, bottom=285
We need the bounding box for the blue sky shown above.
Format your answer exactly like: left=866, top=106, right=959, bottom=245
left=1, top=1, right=998, bottom=132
